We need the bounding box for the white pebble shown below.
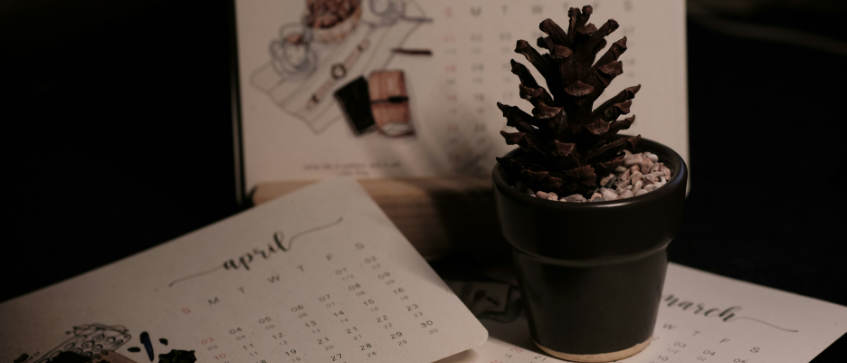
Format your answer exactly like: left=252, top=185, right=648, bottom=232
left=600, top=174, right=614, bottom=186
left=537, top=191, right=549, bottom=199
left=547, top=192, right=559, bottom=201
left=618, top=190, right=634, bottom=199
left=632, top=180, right=644, bottom=194
left=561, top=194, right=587, bottom=203
left=641, top=159, right=654, bottom=173
left=644, top=184, right=658, bottom=192
left=631, top=171, right=643, bottom=184
left=661, top=166, right=672, bottom=180
left=589, top=193, right=603, bottom=202
left=624, top=153, right=644, bottom=166
left=600, top=188, right=618, bottom=201
left=615, top=166, right=628, bottom=173
left=530, top=193, right=537, bottom=198
left=647, top=153, right=659, bottom=162
left=635, top=189, right=648, bottom=196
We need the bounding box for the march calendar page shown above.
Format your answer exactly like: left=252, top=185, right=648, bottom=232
left=237, top=0, right=688, bottom=190
left=439, top=264, right=847, bottom=363
left=0, top=178, right=488, bottom=363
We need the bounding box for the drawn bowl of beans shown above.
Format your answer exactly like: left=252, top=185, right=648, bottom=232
left=305, top=0, right=362, bottom=43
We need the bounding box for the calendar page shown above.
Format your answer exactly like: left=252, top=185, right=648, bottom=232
left=441, top=263, right=847, bottom=363
left=0, top=178, right=488, bottom=363
left=237, top=0, right=688, bottom=190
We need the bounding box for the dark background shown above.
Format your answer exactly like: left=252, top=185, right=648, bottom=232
left=2, top=0, right=846, bottom=361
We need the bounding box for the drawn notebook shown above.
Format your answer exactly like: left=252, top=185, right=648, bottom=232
left=0, top=178, right=488, bottom=363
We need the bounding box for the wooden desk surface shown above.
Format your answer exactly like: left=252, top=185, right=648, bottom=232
left=253, top=177, right=509, bottom=260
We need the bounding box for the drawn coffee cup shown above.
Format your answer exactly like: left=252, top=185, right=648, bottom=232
left=270, top=23, right=317, bottom=80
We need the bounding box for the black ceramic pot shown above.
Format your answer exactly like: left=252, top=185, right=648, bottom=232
left=492, top=136, right=688, bottom=362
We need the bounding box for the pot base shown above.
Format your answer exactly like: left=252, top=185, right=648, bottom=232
left=534, top=336, right=651, bottom=363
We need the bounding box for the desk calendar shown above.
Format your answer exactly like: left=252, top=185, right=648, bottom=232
left=441, top=263, right=847, bottom=363
left=0, top=178, right=487, bottom=363
left=2, top=179, right=846, bottom=363
left=236, top=0, right=688, bottom=190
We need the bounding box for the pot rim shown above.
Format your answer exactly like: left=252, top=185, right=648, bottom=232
left=492, top=135, right=687, bottom=210
left=510, top=238, right=671, bottom=267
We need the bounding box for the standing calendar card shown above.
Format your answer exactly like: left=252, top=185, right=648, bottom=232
left=236, top=0, right=688, bottom=190
left=0, top=178, right=488, bottom=363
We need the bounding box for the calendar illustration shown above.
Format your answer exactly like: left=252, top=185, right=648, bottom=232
left=249, top=0, right=431, bottom=134
left=237, top=0, right=689, bottom=189
left=32, top=324, right=131, bottom=363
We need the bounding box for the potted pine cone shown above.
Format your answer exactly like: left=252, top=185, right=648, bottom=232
left=491, top=6, right=688, bottom=362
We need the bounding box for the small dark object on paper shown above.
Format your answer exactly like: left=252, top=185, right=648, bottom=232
left=391, top=48, right=432, bottom=56
left=139, top=332, right=154, bottom=361
left=157, top=350, right=197, bottom=363
left=92, top=350, right=139, bottom=363
left=48, top=351, right=90, bottom=363
left=334, top=76, right=376, bottom=136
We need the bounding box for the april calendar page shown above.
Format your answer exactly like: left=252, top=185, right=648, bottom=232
left=440, top=263, right=847, bottom=363
left=237, top=0, right=688, bottom=190
left=0, top=178, right=488, bottom=363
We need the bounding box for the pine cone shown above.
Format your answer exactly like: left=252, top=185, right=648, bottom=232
left=497, top=5, right=641, bottom=197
